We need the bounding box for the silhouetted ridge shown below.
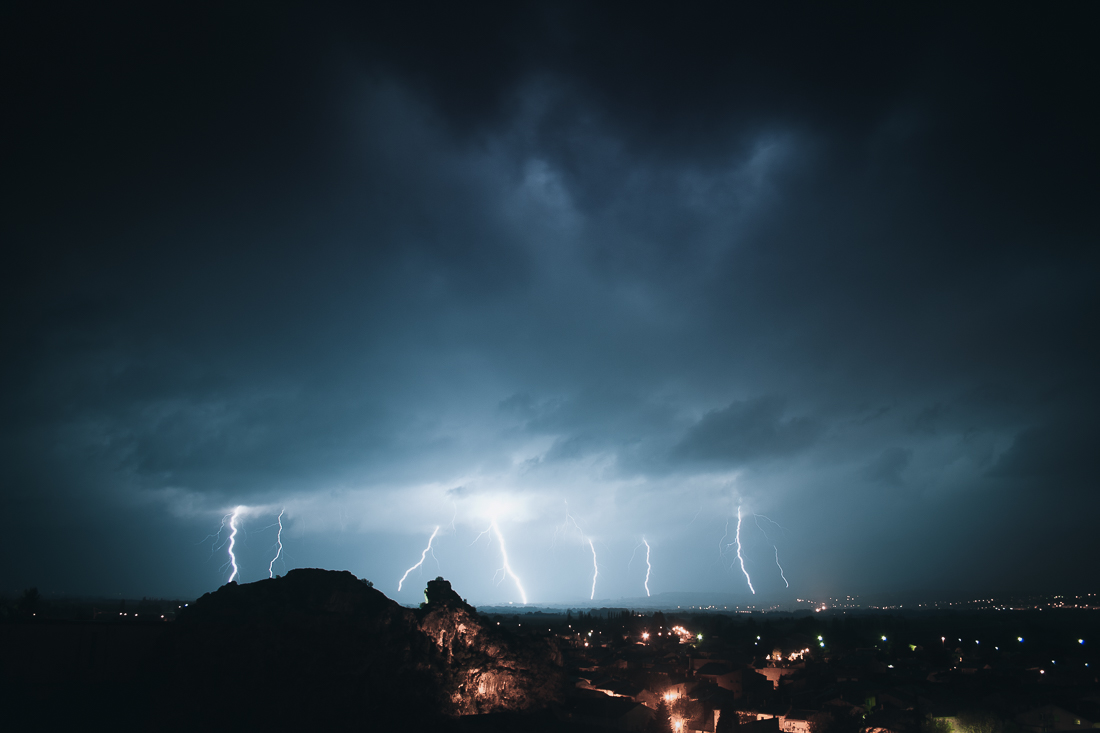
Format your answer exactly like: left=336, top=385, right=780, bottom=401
left=147, top=569, right=561, bottom=732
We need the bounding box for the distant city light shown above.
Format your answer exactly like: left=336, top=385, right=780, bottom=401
left=881, top=635, right=887, bottom=641
left=1018, top=637, right=1024, bottom=642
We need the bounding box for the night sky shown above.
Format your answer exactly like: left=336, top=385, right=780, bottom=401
left=3, top=2, right=1097, bottom=605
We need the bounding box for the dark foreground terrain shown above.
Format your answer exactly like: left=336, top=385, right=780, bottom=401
left=0, top=569, right=565, bottom=731
left=2, top=574, right=1097, bottom=733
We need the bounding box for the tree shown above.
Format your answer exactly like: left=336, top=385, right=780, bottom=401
left=716, top=709, right=741, bottom=733
left=673, top=698, right=705, bottom=728
left=648, top=699, right=674, bottom=733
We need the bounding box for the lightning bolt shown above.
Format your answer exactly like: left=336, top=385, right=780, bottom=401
left=754, top=514, right=789, bottom=588
left=554, top=501, right=599, bottom=600
left=488, top=518, right=527, bottom=604
left=773, top=546, right=788, bottom=587
left=588, top=539, right=599, bottom=600
left=201, top=514, right=231, bottom=556
left=222, top=507, right=242, bottom=583
left=643, top=537, right=652, bottom=597
left=735, top=505, right=755, bottom=594
left=268, top=508, right=284, bottom=578
left=398, top=526, right=440, bottom=592
left=753, top=513, right=788, bottom=534
left=688, top=505, right=703, bottom=526
left=470, top=524, right=493, bottom=546
left=552, top=499, right=583, bottom=549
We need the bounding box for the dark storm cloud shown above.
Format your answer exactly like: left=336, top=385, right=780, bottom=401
left=864, top=447, right=913, bottom=488
left=989, top=420, right=1099, bottom=487
left=1, top=1, right=1097, bottom=599
left=674, top=397, right=822, bottom=465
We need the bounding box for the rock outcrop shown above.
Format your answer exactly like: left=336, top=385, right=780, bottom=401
left=417, top=577, right=563, bottom=715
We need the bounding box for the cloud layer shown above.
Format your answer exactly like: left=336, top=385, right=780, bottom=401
left=1, top=2, right=1097, bottom=602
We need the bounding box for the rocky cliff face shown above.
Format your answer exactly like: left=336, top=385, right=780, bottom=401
left=417, top=577, right=563, bottom=715
left=148, top=569, right=561, bottom=731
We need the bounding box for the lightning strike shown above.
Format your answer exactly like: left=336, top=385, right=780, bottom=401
left=398, top=526, right=440, bottom=592
left=754, top=514, right=789, bottom=588
left=470, top=525, right=493, bottom=546
left=773, top=546, right=789, bottom=587
left=201, top=514, right=231, bottom=556
left=735, top=506, right=755, bottom=594
left=268, top=508, right=284, bottom=578
left=555, top=501, right=600, bottom=600
left=552, top=500, right=585, bottom=549
left=588, top=539, right=599, bottom=600
left=490, top=517, right=528, bottom=603
left=688, top=506, right=703, bottom=526
left=753, top=513, right=789, bottom=533
left=224, top=507, right=242, bottom=583
left=643, top=537, right=652, bottom=597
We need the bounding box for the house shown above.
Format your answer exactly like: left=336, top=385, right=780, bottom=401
left=696, top=663, right=769, bottom=698
left=757, top=666, right=801, bottom=689
left=685, top=709, right=721, bottom=733
left=587, top=678, right=659, bottom=708
left=741, top=718, right=782, bottom=733
left=565, top=694, right=655, bottom=732
left=781, top=708, right=819, bottom=733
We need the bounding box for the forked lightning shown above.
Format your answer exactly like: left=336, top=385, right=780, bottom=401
left=398, top=526, right=440, bottom=592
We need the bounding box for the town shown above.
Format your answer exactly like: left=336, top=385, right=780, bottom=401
left=483, top=600, right=1100, bottom=733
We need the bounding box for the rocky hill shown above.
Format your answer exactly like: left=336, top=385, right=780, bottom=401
left=147, top=569, right=563, bottom=731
